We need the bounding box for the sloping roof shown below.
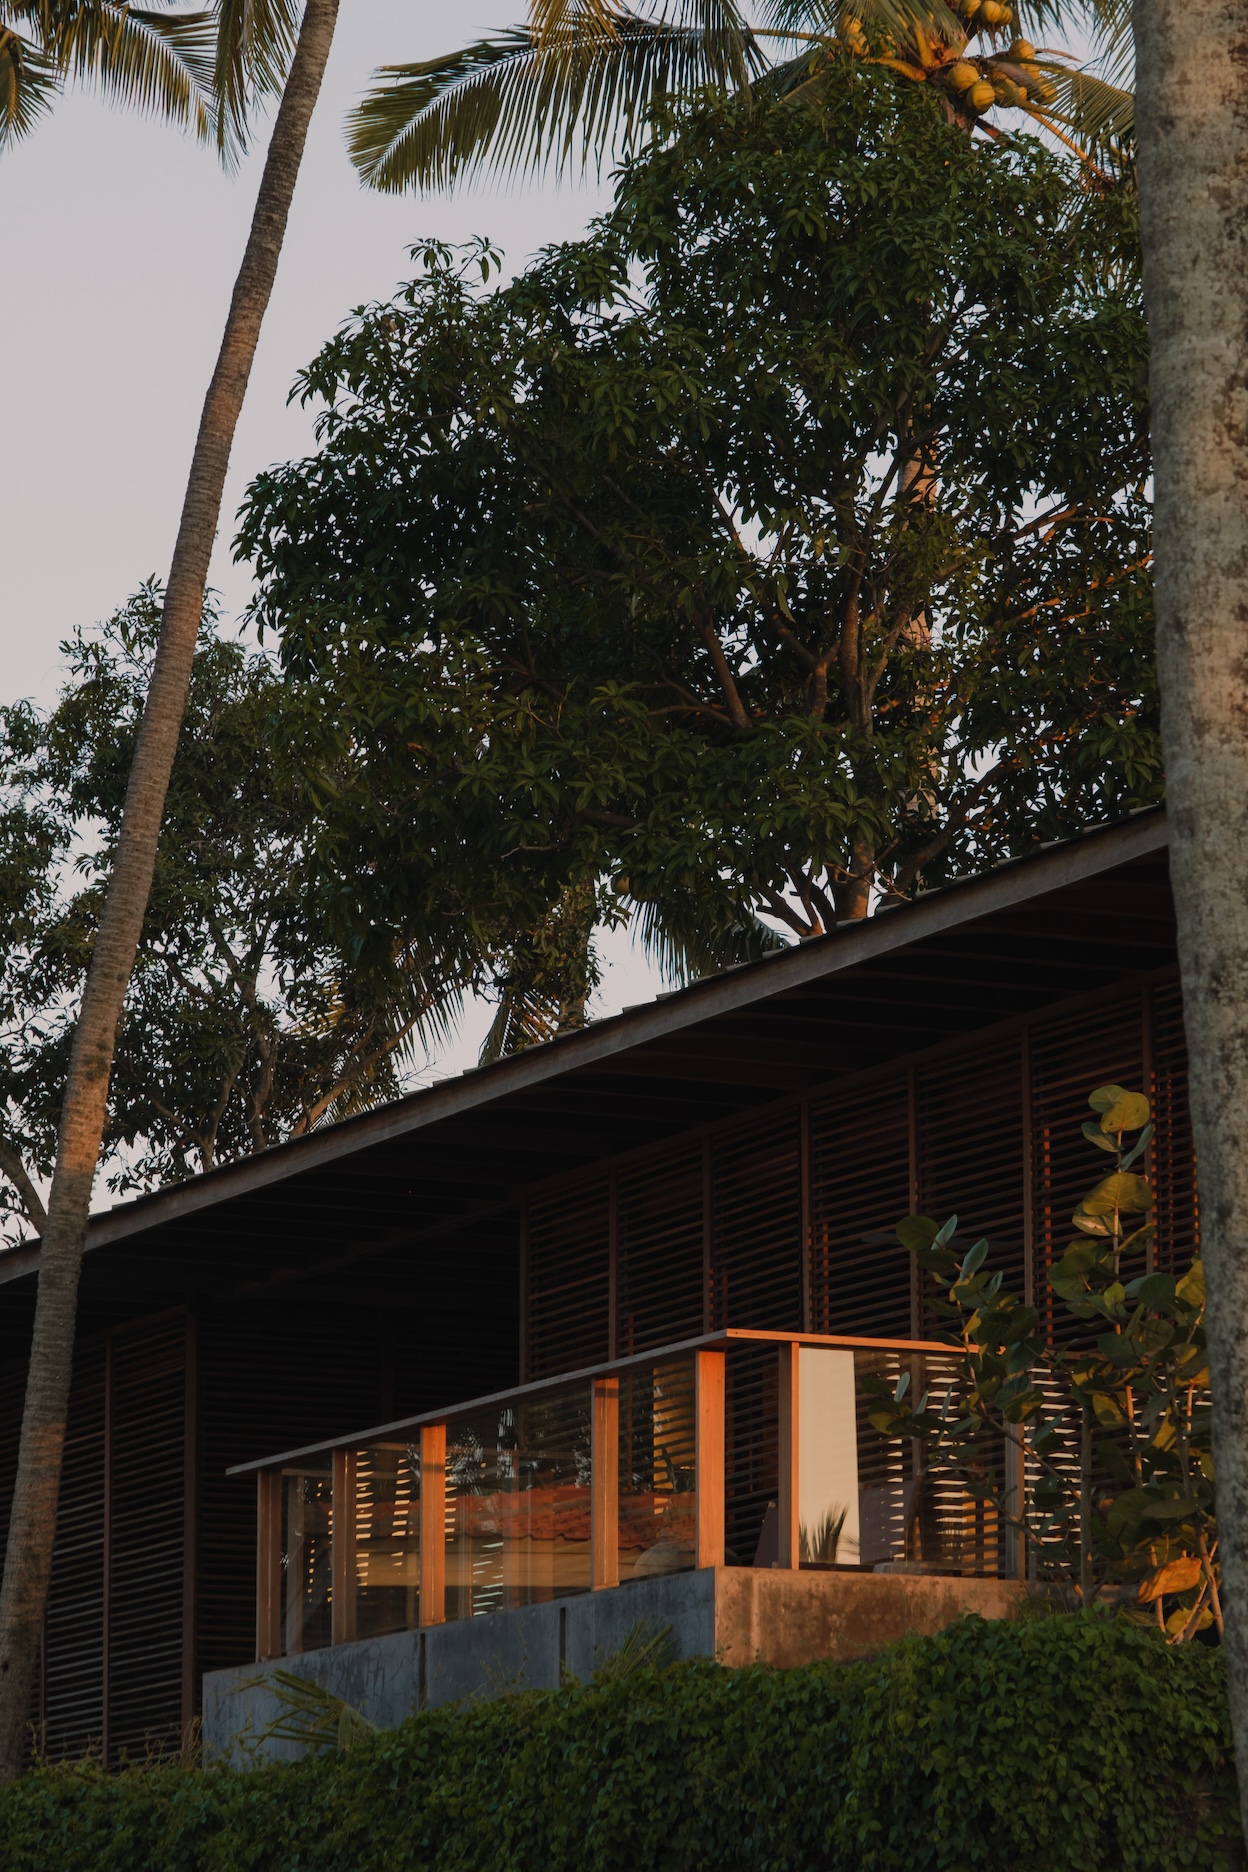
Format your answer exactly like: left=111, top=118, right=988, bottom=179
left=0, top=808, right=1173, bottom=1325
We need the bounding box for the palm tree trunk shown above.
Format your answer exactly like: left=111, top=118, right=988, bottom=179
left=1133, top=0, right=1248, bottom=1824
left=0, top=0, right=339, bottom=1781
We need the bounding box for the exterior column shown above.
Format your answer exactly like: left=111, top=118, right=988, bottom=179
left=591, top=1375, right=619, bottom=1589
left=777, top=1342, right=800, bottom=1569
left=695, top=1350, right=725, bottom=1569
left=419, top=1423, right=446, bottom=1626
left=331, top=1447, right=357, bottom=1646
left=255, top=1470, right=282, bottom=1660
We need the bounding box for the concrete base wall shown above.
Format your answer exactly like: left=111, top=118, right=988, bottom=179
left=203, top=1567, right=1026, bottom=1764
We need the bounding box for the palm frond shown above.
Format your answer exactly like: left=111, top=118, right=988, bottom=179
left=349, top=10, right=762, bottom=195
left=212, top=0, right=300, bottom=157
left=1033, top=57, right=1132, bottom=152
left=758, top=0, right=962, bottom=46
left=478, top=984, right=555, bottom=1065
left=632, top=896, right=785, bottom=988
left=0, top=24, right=59, bottom=143
left=590, top=1617, right=679, bottom=1681
left=55, top=4, right=218, bottom=146
left=253, top=1669, right=377, bottom=1754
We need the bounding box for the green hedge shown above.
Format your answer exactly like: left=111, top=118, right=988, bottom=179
left=1, top=1614, right=1240, bottom=1871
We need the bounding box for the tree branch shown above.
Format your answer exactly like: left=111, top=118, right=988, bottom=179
left=0, top=1138, right=47, bottom=1235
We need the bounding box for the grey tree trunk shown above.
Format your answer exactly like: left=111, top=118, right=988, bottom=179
left=1133, top=0, right=1248, bottom=1822
left=0, top=0, right=340, bottom=1780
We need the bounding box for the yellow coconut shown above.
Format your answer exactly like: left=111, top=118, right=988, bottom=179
left=978, top=1, right=1004, bottom=23
left=1008, top=37, right=1036, bottom=58
left=947, top=59, right=981, bottom=90
left=967, top=77, right=997, bottom=110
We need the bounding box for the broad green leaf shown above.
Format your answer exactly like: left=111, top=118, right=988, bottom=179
left=1175, top=1260, right=1206, bottom=1309
left=1140, top=1496, right=1197, bottom=1521
left=1090, top=1390, right=1127, bottom=1429
left=958, top=1235, right=987, bottom=1277
left=1081, top=1120, right=1118, bottom=1153
left=1122, top=1123, right=1154, bottom=1168
left=1098, top=1089, right=1150, bottom=1134
left=1076, top=1172, right=1152, bottom=1223
left=1130, top=1272, right=1176, bottom=1312
left=896, top=1214, right=940, bottom=1252
left=1088, top=1083, right=1128, bottom=1114
left=1137, top=1557, right=1204, bottom=1602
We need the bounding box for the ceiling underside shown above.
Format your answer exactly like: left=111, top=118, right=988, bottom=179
left=0, top=818, right=1175, bottom=1346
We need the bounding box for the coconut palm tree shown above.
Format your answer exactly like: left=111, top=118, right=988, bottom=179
left=347, top=0, right=1133, bottom=195
left=0, top=0, right=344, bottom=1782
left=1133, top=0, right=1248, bottom=1837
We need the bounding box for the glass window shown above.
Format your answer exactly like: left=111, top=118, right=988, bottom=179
left=618, top=1358, right=697, bottom=1581
left=352, top=1442, right=421, bottom=1639
left=444, top=1382, right=592, bottom=1620
left=852, top=1348, right=1003, bottom=1573
left=280, top=1463, right=332, bottom=1653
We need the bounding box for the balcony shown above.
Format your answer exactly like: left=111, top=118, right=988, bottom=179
left=198, top=1328, right=1036, bottom=1759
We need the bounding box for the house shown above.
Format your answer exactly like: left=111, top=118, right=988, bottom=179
left=0, top=806, right=1192, bottom=1761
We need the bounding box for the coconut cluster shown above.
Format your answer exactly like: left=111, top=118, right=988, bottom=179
left=941, top=32, right=1058, bottom=115
left=834, top=9, right=1059, bottom=117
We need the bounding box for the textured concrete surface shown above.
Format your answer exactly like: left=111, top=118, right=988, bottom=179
left=203, top=1567, right=1028, bottom=1762
left=714, top=1567, right=1028, bottom=1669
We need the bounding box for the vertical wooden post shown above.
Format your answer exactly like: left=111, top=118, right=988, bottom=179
left=331, top=1448, right=356, bottom=1647
left=1003, top=1428, right=1027, bottom=1581
left=591, top=1376, right=619, bottom=1589
left=907, top=1067, right=922, bottom=1340
left=695, top=1350, right=725, bottom=1570
left=777, top=1342, right=800, bottom=1569
left=799, top=1101, right=813, bottom=1333
left=256, top=1471, right=281, bottom=1661
left=607, top=1171, right=620, bottom=1360
left=1021, top=1026, right=1036, bottom=1308
left=419, top=1423, right=446, bottom=1627
left=701, top=1139, right=714, bottom=1333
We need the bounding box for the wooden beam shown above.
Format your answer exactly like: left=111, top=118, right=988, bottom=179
left=591, top=1376, right=619, bottom=1589
left=777, top=1342, right=800, bottom=1569
left=695, top=1350, right=725, bottom=1569
left=331, top=1448, right=356, bottom=1647
left=419, top=1423, right=446, bottom=1626
left=256, top=1471, right=281, bottom=1660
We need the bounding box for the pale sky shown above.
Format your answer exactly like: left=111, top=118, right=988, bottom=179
left=0, top=0, right=666, bottom=1084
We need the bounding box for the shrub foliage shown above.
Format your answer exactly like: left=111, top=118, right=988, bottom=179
left=0, top=1614, right=1239, bottom=1871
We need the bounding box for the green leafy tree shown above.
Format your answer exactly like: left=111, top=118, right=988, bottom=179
left=238, top=74, right=1156, bottom=1016
left=871, top=1083, right=1217, bottom=1643
left=0, top=587, right=450, bottom=1245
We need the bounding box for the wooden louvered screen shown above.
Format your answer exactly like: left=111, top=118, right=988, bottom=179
left=107, top=1316, right=189, bottom=1763
left=617, top=1148, right=704, bottom=1356
left=710, top=1112, right=802, bottom=1331
left=524, top=1179, right=611, bottom=1379
left=723, top=1341, right=777, bottom=1569
left=809, top=1075, right=911, bottom=1338
left=195, top=1301, right=398, bottom=1685
left=1030, top=998, right=1146, bottom=1341
left=42, top=1340, right=106, bottom=1761
left=1149, top=977, right=1199, bottom=1276
left=914, top=1040, right=1027, bottom=1336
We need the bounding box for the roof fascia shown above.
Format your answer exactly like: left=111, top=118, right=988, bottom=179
left=0, top=808, right=1168, bottom=1274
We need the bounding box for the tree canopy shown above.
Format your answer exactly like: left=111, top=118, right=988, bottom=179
left=238, top=69, right=1156, bottom=1012
left=0, top=588, right=446, bottom=1243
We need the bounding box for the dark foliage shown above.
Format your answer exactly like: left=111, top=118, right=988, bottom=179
left=1, top=1615, right=1238, bottom=1870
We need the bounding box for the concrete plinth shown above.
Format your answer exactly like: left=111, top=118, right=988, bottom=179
left=202, top=1567, right=1027, bottom=1763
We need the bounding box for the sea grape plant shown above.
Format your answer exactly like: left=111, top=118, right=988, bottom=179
left=864, top=1085, right=1217, bottom=1641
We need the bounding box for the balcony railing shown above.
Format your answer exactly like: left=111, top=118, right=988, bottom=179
left=233, top=1331, right=1016, bottom=1661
